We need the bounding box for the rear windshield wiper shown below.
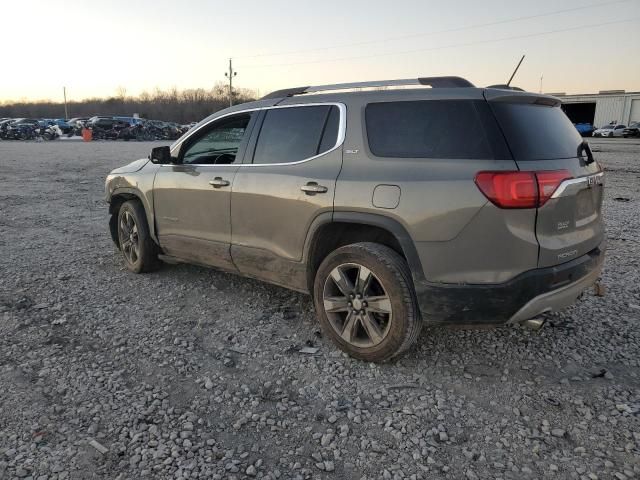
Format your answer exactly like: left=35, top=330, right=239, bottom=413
left=577, top=141, right=594, bottom=165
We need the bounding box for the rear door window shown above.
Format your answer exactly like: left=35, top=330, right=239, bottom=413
left=318, top=105, right=340, bottom=154
left=365, top=100, right=509, bottom=159
left=491, top=103, right=583, bottom=160
left=253, top=105, right=339, bottom=165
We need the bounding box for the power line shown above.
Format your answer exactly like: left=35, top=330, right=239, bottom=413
left=235, top=0, right=632, bottom=60
left=237, top=17, right=639, bottom=69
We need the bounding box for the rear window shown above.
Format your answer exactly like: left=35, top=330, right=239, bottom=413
left=365, top=100, right=510, bottom=160
left=491, top=103, right=583, bottom=160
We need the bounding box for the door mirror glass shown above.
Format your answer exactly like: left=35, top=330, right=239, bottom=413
left=150, top=146, right=172, bottom=164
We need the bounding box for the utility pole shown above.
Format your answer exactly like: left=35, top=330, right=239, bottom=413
left=224, top=58, right=237, bottom=107
left=63, top=86, right=69, bottom=119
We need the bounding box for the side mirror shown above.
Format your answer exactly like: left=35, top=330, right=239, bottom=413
left=150, top=146, right=173, bottom=164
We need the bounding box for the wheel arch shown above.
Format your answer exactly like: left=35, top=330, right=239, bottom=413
left=108, top=188, right=157, bottom=247
left=304, top=212, right=426, bottom=292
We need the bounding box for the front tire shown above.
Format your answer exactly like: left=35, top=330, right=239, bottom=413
left=313, top=243, right=422, bottom=362
left=116, top=200, right=160, bottom=273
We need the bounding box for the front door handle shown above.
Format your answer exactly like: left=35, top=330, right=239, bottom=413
left=300, top=182, right=328, bottom=195
left=209, top=177, right=230, bottom=188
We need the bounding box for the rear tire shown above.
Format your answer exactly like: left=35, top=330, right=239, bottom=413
left=313, top=242, right=422, bottom=362
left=116, top=200, right=160, bottom=273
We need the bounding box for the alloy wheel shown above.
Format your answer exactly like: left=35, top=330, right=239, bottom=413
left=322, top=263, right=392, bottom=348
left=119, top=210, right=140, bottom=265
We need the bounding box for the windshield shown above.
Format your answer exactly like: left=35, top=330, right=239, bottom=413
left=600, top=125, right=614, bottom=129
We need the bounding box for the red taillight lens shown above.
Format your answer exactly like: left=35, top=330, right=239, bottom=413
left=475, top=171, right=538, bottom=208
left=536, top=170, right=572, bottom=206
left=474, top=170, right=572, bottom=209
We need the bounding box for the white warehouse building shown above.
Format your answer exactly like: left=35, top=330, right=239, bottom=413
left=548, top=90, right=640, bottom=127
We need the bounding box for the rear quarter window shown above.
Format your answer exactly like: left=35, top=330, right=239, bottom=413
left=365, top=100, right=510, bottom=160
left=491, top=103, right=583, bottom=160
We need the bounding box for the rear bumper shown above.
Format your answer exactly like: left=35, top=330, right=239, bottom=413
left=415, top=242, right=605, bottom=325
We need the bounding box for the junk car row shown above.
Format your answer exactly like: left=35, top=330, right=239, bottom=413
left=0, top=116, right=195, bottom=141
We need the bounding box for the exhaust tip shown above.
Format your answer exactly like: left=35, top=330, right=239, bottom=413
left=522, top=318, right=546, bottom=331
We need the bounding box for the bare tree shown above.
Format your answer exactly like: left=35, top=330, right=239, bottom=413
left=0, top=86, right=258, bottom=123
left=115, top=86, right=127, bottom=101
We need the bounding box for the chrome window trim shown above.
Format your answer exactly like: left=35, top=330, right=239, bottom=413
left=166, top=102, right=346, bottom=168
left=551, top=171, right=604, bottom=199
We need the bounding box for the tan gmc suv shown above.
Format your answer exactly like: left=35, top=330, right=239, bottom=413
left=106, top=76, right=605, bottom=362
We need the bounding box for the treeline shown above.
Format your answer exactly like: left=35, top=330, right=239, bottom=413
left=0, top=84, right=258, bottom=124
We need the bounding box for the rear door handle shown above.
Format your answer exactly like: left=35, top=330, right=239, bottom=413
left=209, top=177, right=230, bottom=188
left=300, top=182, right=328, bottom=195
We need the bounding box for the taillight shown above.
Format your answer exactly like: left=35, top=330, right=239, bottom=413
left=474, top=170, right=572, bottom=209
left=535, top=170, right=573, bottom=205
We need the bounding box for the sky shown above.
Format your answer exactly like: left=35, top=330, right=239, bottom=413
left=2, top=0, right=640, bottom=103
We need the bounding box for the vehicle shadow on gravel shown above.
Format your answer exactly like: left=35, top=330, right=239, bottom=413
left=130, top=253, right=615, bottom=382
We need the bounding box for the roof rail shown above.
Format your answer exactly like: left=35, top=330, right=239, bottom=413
left=261, top=86, right=310, bottom=99
left=486, top=84, right=525, bottom=92
left=262, top=76, right=474, bottom=99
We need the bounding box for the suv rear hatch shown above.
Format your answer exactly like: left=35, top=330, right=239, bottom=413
left=485, top=90, right=605, bottom=268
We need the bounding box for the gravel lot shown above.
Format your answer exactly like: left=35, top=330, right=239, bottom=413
left=0, top=138, right=639, bottom=480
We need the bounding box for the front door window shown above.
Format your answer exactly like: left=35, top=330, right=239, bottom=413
left=182, top=114, right=251, bottom=165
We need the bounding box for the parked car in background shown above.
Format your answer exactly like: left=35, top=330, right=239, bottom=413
left=139, top=120, right=186, bottom=140
left=622, top=122, right=640, bottom=137
left=67, top=117, right=90, bottom=135
left=593, top=124, right=626, bottom=137
left=40, top=123, right=63, bottom=140
left=113, top=116, right=145, bottom=126
left=11, top=118, right=41, bottom=126
left=574, top=123, right=594, bottom=137
left=67, top=117, right=89, bottom=127
left=87, top=116, right=128, bottom=130
left=0, top=118, right=16, bottom=134
left=9, top=117, right=41, bottom=129
left=38, top=118, right=73, bottom=135
left=51, top=118, right=74, bottom=134
left=0, top=119, right=15, bottom=138
left=4, top=118, right=41, bottom=140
